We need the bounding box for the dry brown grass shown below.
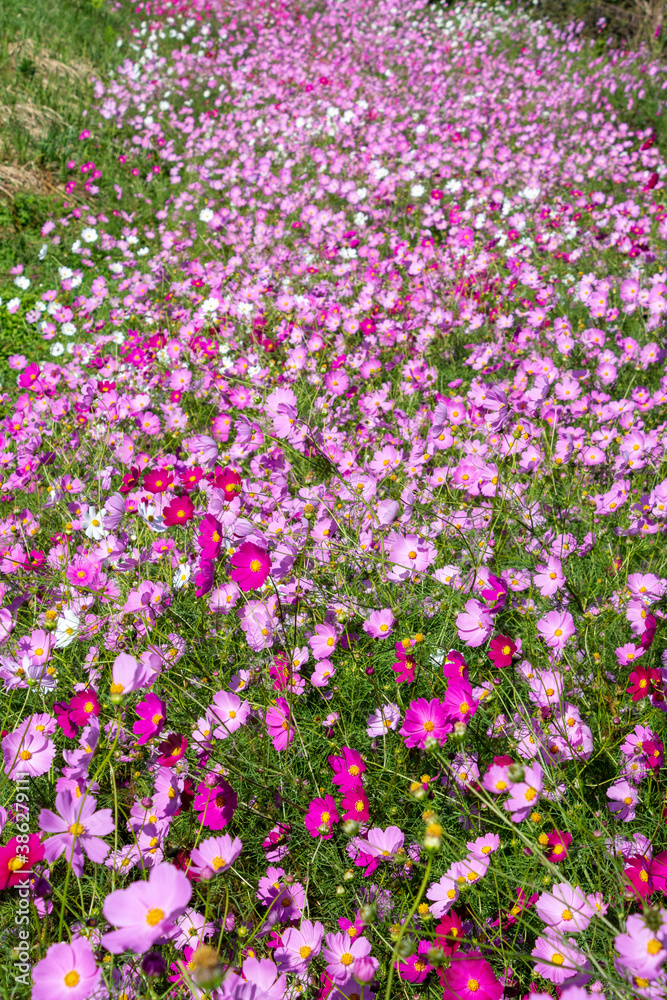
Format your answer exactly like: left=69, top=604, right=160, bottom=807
left=6, top=39, right=93, bottom=86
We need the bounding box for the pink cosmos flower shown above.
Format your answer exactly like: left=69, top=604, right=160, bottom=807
left=309, top=622, right=338, bottom=660
left=396, top=940, right=433, bottom=983
left=31, top=937, right=102, bottom=1000
left=362, top=608, right=394, bottom=638
left=607, top=780, right=638, bottom=821
left=442, top=679, right=478, bottom=725
left=366, top=703, right=401, bottom=737
left=0, top=833, right=44, bottom=889
left=427, top=873, right=460, bottom=917
left=536, top=610, right=576, bottom=651
left=155, top=733, right=187, bottom=766
left=356, top=825, right=405, bottom=859
left=132, top=693, right=166, bottom=746
left=110, top=652, right=154, bottom=696
left=274, top=919, right=324, bottom=973
left=163, top=495, right=195, bottom=526
left=208, top=690, right=250, bottom=738
left=101, top=861, right=192, bottom=954
left=143, top=468, right=174, bottom=493
left=230, top=541, right=271, bottom=591
left=305, top=795, right=339, bottom=839
left=39, top=791, right=114, bottom=877
left=329, top=747, right=366, bottom=790
left=536, top=882, right=594, bottom=932
left=456, top=600, right=494, bottom=647
left=505, top=762, right=544, bottom=823
left=266, top=697, right=294, bottom=750
left=531, top=933, right=587, bottom=983
left=616, top=643, right=644, bottom=667
left=488, top=635, right=516, bottom=668
left=226, top=957, right=287, bottom=1000
left=400, top=698, right=450, bottom=748
left=533, top=557, right=565, bottom=596
left=614, top=913, right=667, bottom=981
left=341, top=784, right=369, bottom=822
left=322, top=932, right=373, bottom=984
left=440, top=952, right=503, bottom=1000
left=2, top=730, right=56, bottom=779
left=193, top=777, right=237, bottom=830
left=68, top=690, right=100, bottom=727
left=188, top=834, right=243, bottom=880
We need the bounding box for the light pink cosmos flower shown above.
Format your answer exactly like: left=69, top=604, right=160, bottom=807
left=536, top=610, right=576, bottom=651
left=505, top=762, right=544, bottom=823
left=456, top=600, right=494, bottom=648
left=355, top=825, right=404, bottom=859
left=536, top=882, right=594, bottom=933
left=607, top=781, right=639, bottom=822
left=467, top=833, right=500, bottom=860
left=188, top=833, right=243, bottom=880
left=309, top=622, right=338, bottom=659
left=366, top=703, right=401, bottom=737
left=362, top=608, right=395, bottom=638
left=110, top=651, right=155, bottom=696
left=101, top=861, right=192, bottom=954
left=39, top=791, right=114, bottom=877
left=533, top=557, right=565, bottom=596
left=615, top=643, right=644, bottom=667
left=531, top=933, right=587, bottom=983
left=226, top=957, right=287, bottom=1000
left=208, top=690, right=250, bottom=738
left=614, top=913, right=667, bottom=981
left=31, top=937, right=102, bottom=1000
left=322, top=932, right=373, bottom=985
left=274, top=919, right=325, bottom=973
left=427, top=872, right=460, bottom=917
left=2, top=729, right=56, bottom=779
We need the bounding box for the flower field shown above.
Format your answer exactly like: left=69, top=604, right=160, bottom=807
left=2, top=0, right=667, bottom=996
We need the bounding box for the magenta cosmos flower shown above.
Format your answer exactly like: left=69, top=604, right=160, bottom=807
left=193, top=777, right=237, bottom=830
left=362, top=607, right=395, bottom=638
left=2, top=730, right=56, bottom=779
left=329, top=746, right=366, bottom=791
left=440, top=952, right=503, bottom=1000
left=266, top=697, right=293, bottom=750
left=163, top=495, right=195, bottom=526
left=188, top=833, right=242, bottom=879
left=456, top=600, right=494, bottom=648
left=101, top=861, right=192, bottom=954
left=400, top=698, right=450, bottom=748
left=0, top=833, right=44, bottom=889
left=488, top=635, right=516, bottom=668
left=143, top=468, right=174, bottom=493
left=536, top=610, right=576, bottom=651
left=304, top=795, right=339, bottom=839
left=230, top=541, right=271, bottom=591
left=39, top=791, right=114, bottom=877
left=31, top=937, right=102, bottom=1000
left=132, top=693, right=167, bottom=746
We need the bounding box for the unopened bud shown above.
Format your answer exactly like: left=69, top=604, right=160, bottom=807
left=424, top=735, right=439, bottom=754
left=453, top=721, right=467, bottom=739
left=396, top=935, right=415, bottom=959
left=507, top=763, right=525, bottom=783
left=343, top=868, right=355, bottom=881
left=343, top=820, right=360, bottom=837
left=353, top=955, right=379, bottom=984
left=318, top=823, right=331, bottom=836
left=189, top=946, right=224, bottom=991
left=644, top=907, right=664, bottom=932
left=359, top=902, right=377, bottom=925
left=409, top=781, right=427, bottom=800
left=426, top=947, right=450, bottom=968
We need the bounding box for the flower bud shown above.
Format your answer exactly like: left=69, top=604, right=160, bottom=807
left=189, top=945, right=224, bottom=991
left=318, top=822, right=330, bottom=836
left=453, top=721, right=467, bottom=739
left=426, top=947, right=450, bottom=968
left=424, top=735, right=439, bottom=754
left=141, top=952, right=166, bottom=977
left=507, top=763, right=525, bottom=783
left=409, top=781, right=427, bottom=801
left=353, top=955, right=379, bottom=983
left=343, top=820, right=360, bottom=837
left=396, top=935, right=415, bottom=959
left=359, top=902, right=377, bottom=925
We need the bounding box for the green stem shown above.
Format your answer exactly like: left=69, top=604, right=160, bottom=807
left=383, top=855, right=433, bottom=1000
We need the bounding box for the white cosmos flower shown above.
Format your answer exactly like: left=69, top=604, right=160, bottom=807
left=55, top=609, right=80, bottom=649
left=81, top=507, right=108, bottom=541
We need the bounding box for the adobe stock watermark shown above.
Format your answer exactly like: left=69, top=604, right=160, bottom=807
left=12, top=774, right=33, bottom=989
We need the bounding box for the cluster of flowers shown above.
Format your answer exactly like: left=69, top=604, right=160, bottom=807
left=2, top=0, right=667, bottom=998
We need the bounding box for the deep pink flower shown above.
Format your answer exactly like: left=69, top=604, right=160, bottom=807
left=155, top=733, right=187, bottom=766
left=488, top=635, right=516, bottom=668
left=304, top=795, right=339, bottom=839
left=329, top=747, right=366, bottom=791
left=230, top=541, right=271, bottom=591
left=442, top=679, right=478, bottom=725
left=396, top=940, right=433, bottom=982
left=439, top=952, right=503, bottom=1000
left=340, top=784, right=369, bottom=822
left=627, top=665, right=660, bottom=701
left=266, top=697, right=293, bottom=750
left=143, top=468, right=174, bottom=493
left=400, top=698, right=450, bottom=748
left=193, top=777, right=237, bottom=830
left=133, top=693, right=167, bottom=746
left=163, top=495, right=195, bottom=526
left=197, top=514, right=223, bottom=559
left=0, top=833, right=44, bottom=889
left=545, top=829, right=572, bottom=862
left=392, top=641, right=416, bottom=682
left=68, top=690, right=100, bottom=727
left=435, top=912, right=464, bottom=955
